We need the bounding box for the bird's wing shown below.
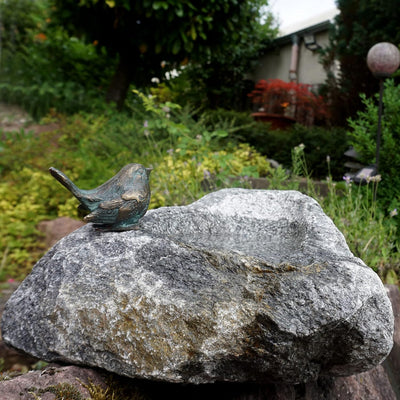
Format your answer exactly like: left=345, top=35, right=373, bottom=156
left=84, top=207, right=119, bottom=224
left=99, top=198, right=125, bottom=209
left=83, top=198, right=124, bottom=224
left=117, top=199, right=140, bottom=221
left=121, top=189, right=144, bottom=202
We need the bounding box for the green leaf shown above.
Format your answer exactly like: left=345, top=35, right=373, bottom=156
left=175, top=7, right=184, bottom=17
left=172, top=40, right=181, bottom=54
left=153, top=1, right=168, bottom=10
left=155, top=43, right=162, bottom=54
left=386, top=269, right=398, bottom=285
left=190, top=24, right=197, bottom=40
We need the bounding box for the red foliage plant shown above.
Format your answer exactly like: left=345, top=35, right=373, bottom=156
left=248, top=79, right=329, bottom=126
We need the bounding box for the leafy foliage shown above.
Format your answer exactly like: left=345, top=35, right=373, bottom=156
left=248, top=79, right=329, bottom=126
left=0, top=0, right=116, bottom=119
left=291, top=146, right=399, bottom=282
left=167, top=10, right=278, bottom=111
left=321, top=0, right=400, bottom=125
left=50, top=0, right=276, bottom=107
left=1, top=102, right=399, bottom=284
left=348, top=79, right=400, bottom=220
left=0, top=97, right=271, bottom=280
left=0, top=0, right=277, bottom=113
left=252, top=142, right=399, bottom=283
left=323, top=176, right=399, bottom=280
left=0, top=0, right=43, bottom=52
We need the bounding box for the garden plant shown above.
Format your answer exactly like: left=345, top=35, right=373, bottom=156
left=348, top=79, right=400, bottom=215
left=0, top=0, right=398, bottom=288
left=0, top=93, right=273, bottom=280
left=1, top=97, right=399, bottom=285
left=248, top=79, right=329, bottom=126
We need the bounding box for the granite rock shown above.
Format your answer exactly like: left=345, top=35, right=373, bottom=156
left=1, top=189, right=394, bottom=384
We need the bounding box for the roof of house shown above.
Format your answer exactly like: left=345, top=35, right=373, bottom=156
left=275, top=8, right=339, bottom=45
left=279, top=8, right=339, bottom=35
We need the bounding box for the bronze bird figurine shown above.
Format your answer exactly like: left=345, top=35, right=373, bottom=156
left=49, top=163, right=152, bottom=231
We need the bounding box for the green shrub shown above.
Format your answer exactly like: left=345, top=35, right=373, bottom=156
left=196, top=109, right=349, bottom=180
left=128, top=92, right=272, bottom=207
left=1, top=95, right=398, bottom=284
left=288, top=125, right=349, bottom=180
left=0, top=0, right=115, bottom=119
left=0, top=0, right=42, bottom=53
left=348, top=79, right=400, bottom=208
left=200, top=108, right=264, bottom=144
left=0, top=133, right=75, bottom=278
left=238, top=123, right=348, bottom=180
left=322, top=173, right=399, bottom=281
left=0, top=97, right=272, bottom=280
left=285, top=145, right=400, bottom=283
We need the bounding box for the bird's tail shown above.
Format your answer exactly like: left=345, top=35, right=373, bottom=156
left=49, top=167, right=82, bottom=199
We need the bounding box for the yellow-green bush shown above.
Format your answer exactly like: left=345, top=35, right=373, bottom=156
left=0, top=168, right=71, bottom=279
left=150, top=143, right=271, bottom=208
left=0, top=99, right=272, bottom=281
left=1, top=103, right=399, bottom=285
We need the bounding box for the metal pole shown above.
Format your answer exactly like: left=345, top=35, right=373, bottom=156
left=373, top=79, right=384, bottom=202
left=376, top=79, right=384, bottom=174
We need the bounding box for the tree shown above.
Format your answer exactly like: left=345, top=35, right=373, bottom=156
left=51, top=0, right=274, bottom=109
left=0, top=0, right=43, bottom=54
left=180, top=10, right=277, bottom=111
left=321, top=0, right=400, bottom=125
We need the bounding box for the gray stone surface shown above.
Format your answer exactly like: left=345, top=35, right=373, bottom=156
left=1, top=189, right=394, bottom=384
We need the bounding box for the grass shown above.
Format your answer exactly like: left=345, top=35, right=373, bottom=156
left=287, top=144, right=400, bottom=283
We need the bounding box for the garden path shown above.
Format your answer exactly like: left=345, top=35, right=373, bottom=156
left=0, top=103, right=58, bottom=134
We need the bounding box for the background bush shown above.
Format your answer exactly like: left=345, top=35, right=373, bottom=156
left=348, top=80, right=400, bottom=211
left=200, top=109, right=349, bottom=180
left=0, top=95, right=272, bottom=280
left=0, top=0, right=116, bottom=119
left=0, top=0, right=398, bottom=287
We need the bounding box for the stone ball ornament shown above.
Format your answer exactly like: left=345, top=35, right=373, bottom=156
left=367, top=42, right=400, bottom=78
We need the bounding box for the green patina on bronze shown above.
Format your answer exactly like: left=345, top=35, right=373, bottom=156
left=49, top=163, right=152, bottom=231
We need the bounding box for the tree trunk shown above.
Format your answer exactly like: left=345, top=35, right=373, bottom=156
left=106, top=55, right=133, bottom=109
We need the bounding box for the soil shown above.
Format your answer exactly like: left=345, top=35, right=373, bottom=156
left=0, top=103, right=34, bottom=132
left=0, top=102, right=59, bottom=135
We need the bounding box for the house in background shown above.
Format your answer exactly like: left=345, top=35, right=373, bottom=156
left=251, top=8, right=340, bottom=91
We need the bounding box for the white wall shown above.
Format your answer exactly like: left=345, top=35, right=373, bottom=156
left=251, top=30, right=331, bottom=86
